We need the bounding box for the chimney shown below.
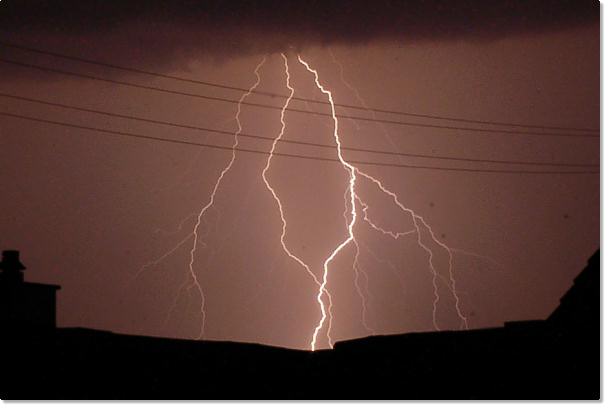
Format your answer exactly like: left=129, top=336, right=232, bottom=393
left=0, top=250, right=60, bottom=330
left=0, top=250, right=26, bottom=283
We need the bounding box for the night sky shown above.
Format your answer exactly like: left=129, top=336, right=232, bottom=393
left=0, top=1, right=599, bottom=350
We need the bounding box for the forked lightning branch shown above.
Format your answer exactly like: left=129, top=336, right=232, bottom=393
left=142, top=53, right=469, bottom=351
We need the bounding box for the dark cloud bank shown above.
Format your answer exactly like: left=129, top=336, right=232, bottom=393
left=0, top=0, right=599, bottom=71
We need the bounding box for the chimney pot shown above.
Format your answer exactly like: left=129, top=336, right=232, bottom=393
left=0, top=250, right=26, bottom=282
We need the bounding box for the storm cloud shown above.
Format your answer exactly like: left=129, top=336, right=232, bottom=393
left=0, top=0, right=599, bottom=72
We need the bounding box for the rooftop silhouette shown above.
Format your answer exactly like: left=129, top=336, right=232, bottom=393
left=1, top=249, right=600, bottom=399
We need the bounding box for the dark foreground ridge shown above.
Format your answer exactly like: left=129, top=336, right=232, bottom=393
left=1, top=250, right=600, bottom=399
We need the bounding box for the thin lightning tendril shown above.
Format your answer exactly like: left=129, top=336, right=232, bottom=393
left=134, top=234, right=196, bottom=282
left=352, top=236, right=375, bottom=334
left=345, top=189, right=375, bottom=333
left=152, top=213, right=198, bottom=236
left=360, top=240, right=409, bottom=298
left=355, top=169, right=468, bottom=330
left=356, top=195, right=416, bottom=240
left=186, top=56, right=267, bottom=339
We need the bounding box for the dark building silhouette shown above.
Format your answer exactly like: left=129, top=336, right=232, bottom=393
left=548, top=250, right=600, bottom=328
left=1, top=249, right=600, bottom=399
left=0, top=250, right=60, bottom=330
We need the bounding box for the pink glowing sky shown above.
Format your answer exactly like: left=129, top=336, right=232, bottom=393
left=0, top=1, right=599, bottom=349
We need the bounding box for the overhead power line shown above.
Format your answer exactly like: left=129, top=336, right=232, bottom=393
left=0, top=111, right=599, bottom=175
left=0, top=92, right=598, bottom=169
left=0, top=41, right=599, bottom=134
left=0, top=57, right=599, bottom=139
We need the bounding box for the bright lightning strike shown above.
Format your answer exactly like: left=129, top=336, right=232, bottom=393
left=297, top=54, right=468, bottom=346
left=297, top=55, right=359, bottom=351
left=139, top=52, right=474, bottom=349
left=262, top=53, right=335, bottom=350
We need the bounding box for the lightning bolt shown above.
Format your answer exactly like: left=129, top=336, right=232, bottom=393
left=298, top=54, right=468, bottom=346
left=262, top=53, right=335, bottom=350
left=297, top=55, right=359, bottom=351
left=186, top=56, right=267, bottom=339
left=136, top=51, right=473, bottom=348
